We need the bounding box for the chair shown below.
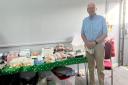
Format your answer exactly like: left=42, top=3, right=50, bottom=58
left=104, top=39, right=115, bottom=85
left=104, top=59, right=113, bottom=85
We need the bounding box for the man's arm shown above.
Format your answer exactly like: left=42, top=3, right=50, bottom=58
left=95, top=33, right=107, bottom=43
left=81, top=33, right=88, bottom=44
left=81, top=20, right=90, bottom=44
left=96, top=17, right=108, bottom=43
left=81, top=20, right=96, bottom=48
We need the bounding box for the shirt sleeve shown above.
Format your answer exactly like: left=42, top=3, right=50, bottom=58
left=102, top=17, right=108, bottom=34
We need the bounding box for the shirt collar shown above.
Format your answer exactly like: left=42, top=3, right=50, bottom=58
left=89, top=14, right=97, bottom=20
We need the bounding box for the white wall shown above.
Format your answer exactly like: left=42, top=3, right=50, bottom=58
left=0, top=0, right=86, bottom=47
left=0, top=0, right=107, bottom=48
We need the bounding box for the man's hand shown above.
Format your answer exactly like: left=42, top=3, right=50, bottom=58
left=84, top=41, right=96, bottom=49
left=81, top=34, right=96, bottom=49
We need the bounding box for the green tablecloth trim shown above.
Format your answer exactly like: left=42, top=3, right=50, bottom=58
left=0, top=56, right=87, bottom=75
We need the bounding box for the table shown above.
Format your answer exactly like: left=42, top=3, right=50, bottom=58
left=0, top=55, right=87, bottom=75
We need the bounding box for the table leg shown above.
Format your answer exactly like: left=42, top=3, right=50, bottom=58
left=77, top=64, right=79, bottom=75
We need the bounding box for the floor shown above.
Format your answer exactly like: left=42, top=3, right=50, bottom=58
left=90, top=67, right=128, bottom=85
left=112, top=66, right=128, bottom=85
left=75, top=66, right=128, bottom=85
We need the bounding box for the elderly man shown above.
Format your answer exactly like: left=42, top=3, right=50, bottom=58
left=81, top=2, right=108, bottom=85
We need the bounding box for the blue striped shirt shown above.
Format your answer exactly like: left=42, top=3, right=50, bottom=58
left=81, top=15, right=108, bottom=41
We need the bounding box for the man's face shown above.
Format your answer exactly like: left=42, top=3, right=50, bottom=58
left=87, top=3, right=96, bottom=16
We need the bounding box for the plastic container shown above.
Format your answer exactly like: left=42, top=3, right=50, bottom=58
left=51, top=72, right=75, bottom=85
